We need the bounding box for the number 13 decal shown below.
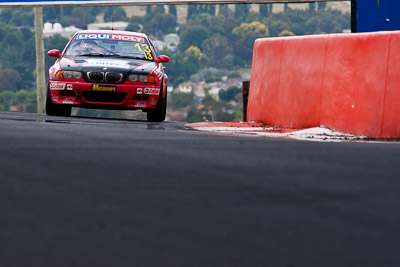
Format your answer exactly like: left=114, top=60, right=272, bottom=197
left=135, top=43, right=153, bottom=60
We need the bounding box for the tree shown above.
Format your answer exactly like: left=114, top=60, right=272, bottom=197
left=169, top=92, right=194, bottom=110
left=284, top=3, right=289, bottom=13
left=259, top=4, right=268, bottom=17
left=279, top=30, right=296, bottom=37
left=232, top=21, right=270, bottom=37
left=0, top=8, right=33, bottom=27
left=208, top=5, right=216, bottom=16
left=231, top=21, right=270, bottom=65
left=153, top=5, right=166, bottom=14
left=309, top=3, right=316, bottom=13
left=169, top=5, right=177, bottom=16
left=179, top=25, right=210, bottom=51
left=260, top=4, right=273, bottom=18
left=187, top=5, right=198, bottom=20
left=0, top=90, right=15, bottom=111
left=142, top=13, right=177, bottom=35
left=218, top=4, right=231, bottom=17
left=234, top=4, right=250, bottom=19
left=70, top=7, right=96, bottom=26
left=201, top=34, right=233, bottom=68
left=146, top=6, right=152, bottom=15
left=318, top=2, right=327, bottom=11
left=103, top=6, right=128, bottom=22
left=183, top=46, right=201, bottom=76
left=0, top=69, right=22, bottom=92
left=219, top=86, right=241, bottom=102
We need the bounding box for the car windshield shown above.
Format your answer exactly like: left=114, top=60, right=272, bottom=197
left=64, top=33, right=155, bottom=61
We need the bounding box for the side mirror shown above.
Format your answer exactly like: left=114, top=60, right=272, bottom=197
left=157, top=55, right=170, bottom=64
left=48, top=49, right=61, bottom=58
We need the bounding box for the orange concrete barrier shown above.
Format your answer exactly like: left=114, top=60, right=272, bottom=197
left=382, top=33, right=400, bottom=137
left=248, top=31, right=400, bottom=138
left=248, top=38, right=282, bottom=125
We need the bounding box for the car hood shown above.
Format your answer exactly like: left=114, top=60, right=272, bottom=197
left=59, top=56, right=156, bottom=74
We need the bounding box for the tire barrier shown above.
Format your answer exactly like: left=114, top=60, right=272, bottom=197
left=247, top=31, right=400, bottom=138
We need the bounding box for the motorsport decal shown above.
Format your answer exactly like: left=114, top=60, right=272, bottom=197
left=62, top=98, right=74, bottom=104
left=77, top=34, right=144, bottom=43
left=137, top=88, right=143, bottom=94
left=82, top=59, right=130, bottom=69
left=67, top=84, right=73, bottom=90
left=144, top=88, right=160, bottom=95
left=91, top=84, right=117, bottom=92
left=151, top=66, right=163, bottom=81
left=50, top=83, right=66, bottom=90
left=135, top=101, right=146, bottom=108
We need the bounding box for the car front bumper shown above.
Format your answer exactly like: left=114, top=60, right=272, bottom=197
left=48, top=81, right=161, bottom=110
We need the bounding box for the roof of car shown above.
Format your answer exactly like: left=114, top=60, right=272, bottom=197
left=74, top=30, right=148, bottom=38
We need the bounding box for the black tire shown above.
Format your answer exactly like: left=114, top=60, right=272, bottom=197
left=45, top=86, right=72, bottom=117
left=147, top=84, right=167, bottom=122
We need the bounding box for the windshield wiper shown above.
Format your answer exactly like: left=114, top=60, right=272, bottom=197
left=78, top=53, right=108, bottom=57
left=113, top=55, right=147, bottom=60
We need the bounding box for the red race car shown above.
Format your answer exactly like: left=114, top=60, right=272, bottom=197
left=46, top=30, right=170, bottom=122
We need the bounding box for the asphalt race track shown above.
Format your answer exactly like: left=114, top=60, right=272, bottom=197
left=1, top=111, right=399, bottom=267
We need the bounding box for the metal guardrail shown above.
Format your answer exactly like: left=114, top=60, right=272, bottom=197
left=0, top=0, right=348, bottom=8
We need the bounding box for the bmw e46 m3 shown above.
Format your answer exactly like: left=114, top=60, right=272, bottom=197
left=46, top=30, right=170, bottom=122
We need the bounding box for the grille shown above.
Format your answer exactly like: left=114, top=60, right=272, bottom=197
left=87, top=72, right=104, bottom=82
left=82, top=91, right=127, bottom=103
left=105, top=72, right=123, bottom=83
left=87, top=72, right=123, bottom=83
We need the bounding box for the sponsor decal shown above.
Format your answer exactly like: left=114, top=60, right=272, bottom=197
left=52, top=96, right=59, bottom=102
left=144, top=88, right=160, bottom=95
left=152, top=67, right=163, bottom=80
left=137, top=88, right=143, bottom=94
left=112, top=35, right=144, bottom=43
left=77, top=34, right=110, bottom=40
left=67, top=84, right=73, bottom=90
left=50, top=83, right=65, bottom=90
left=135, top=101, right=146, bottom=108
left=62, top=98, right=74, bottom=104
left=91, top=84, right=117, bottom=92
left=82, top=59, right=130, bottom=69
left=77, top=34, right=144, bottom=43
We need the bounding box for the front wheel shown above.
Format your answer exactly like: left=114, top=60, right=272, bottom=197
left=147, top=88, right=167, bottom=122
left=45, top=86, right=72, bottom=117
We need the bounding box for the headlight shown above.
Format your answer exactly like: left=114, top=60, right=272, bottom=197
left=128, top=74, right=139, bottom=82
left=55, top=70, right=83, bottom=80
left=138, top=75, right=148, bottom=83
left=127, top=74, right=156, bottom=84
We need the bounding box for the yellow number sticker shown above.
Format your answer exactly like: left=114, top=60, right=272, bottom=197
left=142, top=44, right=153, bottom=60
left=134, top=43, right=153, bottom=60
left=135, top=43, right=142, bottom=52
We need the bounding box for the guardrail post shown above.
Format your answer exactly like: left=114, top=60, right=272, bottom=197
left=242, top=80, right=250, bottom=122
left=34, top=7, right=46, bottom=114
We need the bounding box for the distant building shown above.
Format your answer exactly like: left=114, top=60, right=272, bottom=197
left=87, top=21, right=129, bottom=31
left=175, top=82, right=197, bottom=94
left=164, top=33, right=180, bottom=52
left=207, top=87, right=221, bottom=101
left=43, top=22, right=82, bottom=38
left=152, top=39, right=166, bottom=52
